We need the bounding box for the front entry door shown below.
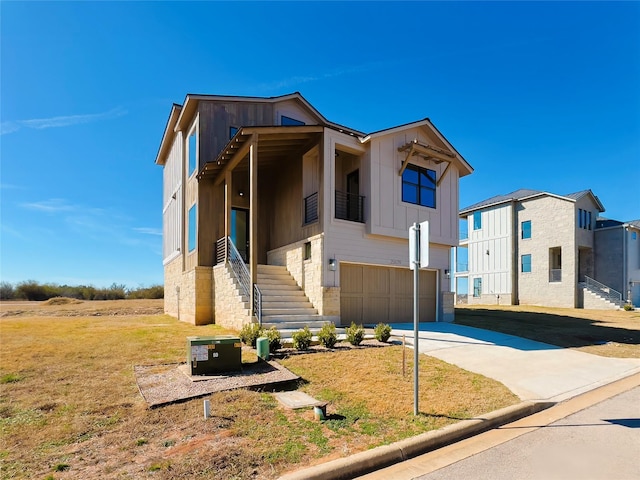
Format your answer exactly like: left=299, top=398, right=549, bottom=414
left=231, top=208, right=249, bottom=263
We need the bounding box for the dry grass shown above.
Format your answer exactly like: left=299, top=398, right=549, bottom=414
left=455, top=305, right=640, bottom=358
left=0, top=303, right=518, bottom=479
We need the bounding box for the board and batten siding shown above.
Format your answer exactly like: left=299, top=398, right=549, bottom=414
left=367, top=127, right=459, bottom=247
left=162, top=131, right=183, bottom=262
left=465, top=203, right=513, bottom=297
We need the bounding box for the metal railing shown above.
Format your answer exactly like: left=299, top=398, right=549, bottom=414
left=549, top=269, right=562, bottom=283
left=215, top=237, right=226, bottom=265
left=216, top=236, right=263, bottom=322
left=335, top=190, right=365, bottom=223
left=456, top=263, right=469, bottom=273
left=584, top=275, right=623, bottom=305
left=304, top=192, right=318, bottom=225
left=253, top=284, right=262, bottom=326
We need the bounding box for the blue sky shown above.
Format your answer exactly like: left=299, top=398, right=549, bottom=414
left=1, top=1, right=639, bottom=288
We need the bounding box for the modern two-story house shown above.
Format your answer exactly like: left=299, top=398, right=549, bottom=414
left=455, top=189, right=614, bottom=308
left=155, top=92, right=473, bottom=329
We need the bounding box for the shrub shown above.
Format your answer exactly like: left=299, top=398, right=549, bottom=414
left=264, top=326, right=282, bottom=351
left=623, top=303, right=635, bottom=311
left=292, top=326, right=313, bottom=351
left=239, top=323, right=263, bottom=347
left=0, top=281, right=15, bottom=300
left=317, top=323, right=338, bottom=348
left=374, top=323, right=392, bottom=342
left=346, top=322, right=365, bottom=346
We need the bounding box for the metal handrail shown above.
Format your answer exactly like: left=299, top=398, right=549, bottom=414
left=227, top=238, right=251, bottom=300
left=253, top=284, right=262, bottom=326
left=220, top=236, right=262, bottom=323
left=335, top=190, right=365, bottom=223
left=584, top=275, right=623, bottom=304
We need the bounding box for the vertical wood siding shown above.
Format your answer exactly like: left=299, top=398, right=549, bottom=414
left=162, top=132, right=183, bottom=262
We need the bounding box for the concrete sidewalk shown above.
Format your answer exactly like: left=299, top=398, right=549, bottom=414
left=390, top=323, right=640, bottom=401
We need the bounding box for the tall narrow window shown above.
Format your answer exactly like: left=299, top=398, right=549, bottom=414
left=188, top=204, right=197, bottom=252
left=587, top=211, right=592, bottom=230
left=402, top=164, right=436, bottom=208
left=521, top=254, right=532, bottom=273
left=578, top=208, right=583, bottom=229
left=473, top=278, right=482, bottom=297
left=473, top=211, right=482, bottom=230
left=521, top=220, right=532, bottom=239
left=188, top=130, right=197, bottom=176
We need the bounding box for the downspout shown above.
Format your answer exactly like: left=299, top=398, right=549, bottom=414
left=511, top=200, right=518, bottom=305
left=436, top=270, right=440, bottom=322
left=622, top=225, right=628, bottom=303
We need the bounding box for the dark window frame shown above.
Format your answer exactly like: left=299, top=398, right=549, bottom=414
left=401, top=164, right=437, bottom=209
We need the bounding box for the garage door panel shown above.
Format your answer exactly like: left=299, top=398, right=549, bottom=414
left=341, top=264, right=437, bottom=324
left=340, top=296, right=363, bottom=324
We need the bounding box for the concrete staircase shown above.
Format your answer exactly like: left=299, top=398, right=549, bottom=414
left=257, top=265, right=329, bottom=334
left=580, top=283, right=625, bottom=310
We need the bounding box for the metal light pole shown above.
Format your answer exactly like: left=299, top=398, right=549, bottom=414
left=409, top=221, right=428, bottom=416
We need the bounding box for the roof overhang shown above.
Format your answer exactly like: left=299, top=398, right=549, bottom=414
left=360, top=118, right=473, bottom=177
left=198, top=125, right=324, bottom=184
left=154, top=104, right=182, bottom=165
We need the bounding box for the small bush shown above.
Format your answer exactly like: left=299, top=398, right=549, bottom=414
left=264, top=326, right=282, bottom=351
left=346, top=322, right=365, bottom=346
left=623, top=303, right=635, bottom=311
left=374, top=323, right=392, bottom=342
left=0, top=281, right=15, bottom=300
left=292, top=326, right=313, bottom=351
left=239, top=323, right=263, bottom=347
left=317, top=323, right=338, bottom=348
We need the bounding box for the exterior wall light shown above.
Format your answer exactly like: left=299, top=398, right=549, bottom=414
left=328, top=258, right=337, bottom=271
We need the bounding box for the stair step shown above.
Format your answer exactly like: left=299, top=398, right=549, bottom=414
left=262, top=301, right=313, bottom=309
left=262, top=308, right=318, bottom=316
left=257, top=264, right=288, bottom=273
left=257, top=278, right=298, bottom=286
left=262, top=320, right=329, bottom=330
left=258, top=285, right=303, bottom=293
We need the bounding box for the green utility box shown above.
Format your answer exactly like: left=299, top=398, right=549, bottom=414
left=187, top=336, right=242, bottom=375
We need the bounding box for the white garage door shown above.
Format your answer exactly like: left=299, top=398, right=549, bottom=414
left=340, top=263, right=436, bottom=325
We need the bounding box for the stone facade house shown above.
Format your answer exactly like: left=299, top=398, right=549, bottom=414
left=454, top=189, right=623, bottom=308
left=155, top=92, right=473, bottom=329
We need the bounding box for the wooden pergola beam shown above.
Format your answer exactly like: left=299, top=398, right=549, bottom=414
left=213, top=134, right=255, bottom=186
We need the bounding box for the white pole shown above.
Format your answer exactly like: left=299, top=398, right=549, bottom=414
left=413, top=222, right=420, bottom=416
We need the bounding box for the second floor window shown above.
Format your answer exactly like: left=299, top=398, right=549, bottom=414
left=521, top=254, right=532, bottom=273
left=473, top=211, right=482, bottom=230
left=188, top=130, right=197, bottom=176
left=522, top=220, right=532, bottom=239
left=281, top=115, right=305, bottom=126
left=402, top=164, right=436, bottom=208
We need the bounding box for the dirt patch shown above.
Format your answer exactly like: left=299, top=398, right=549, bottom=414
left=0, top=298, right=164, bottom=317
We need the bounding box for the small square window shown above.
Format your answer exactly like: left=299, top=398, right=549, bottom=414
left=521, top=220, right=531, bottom=239
left=401, top=164, right=436, bottom=208
left=521, top=254, right=532, bottom=273
left=303, top=242, right=311, bottom=261
left=473, top=211, right=482, bottom=230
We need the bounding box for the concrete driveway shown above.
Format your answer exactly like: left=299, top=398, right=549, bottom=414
left=390, top=323, right=640, bottom=402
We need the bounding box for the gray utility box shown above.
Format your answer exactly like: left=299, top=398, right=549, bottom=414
left=187, top=336, right=242, bottom=375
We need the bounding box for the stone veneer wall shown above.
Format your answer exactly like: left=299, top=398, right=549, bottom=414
left=212, top=263, right=252, bottom=330
left=163, top=256, right=213, bottom=325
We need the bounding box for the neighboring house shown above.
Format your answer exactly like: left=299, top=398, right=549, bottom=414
left=454, top=188, right=616, bottom=308
left=155, top=92, right=473, bottom=329
left=594, top=219, right=640, bottom=306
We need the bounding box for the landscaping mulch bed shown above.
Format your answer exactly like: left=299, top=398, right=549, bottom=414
left=134, top=360, right=299, bottom=408
left=274, top=338, right=397, bottom=358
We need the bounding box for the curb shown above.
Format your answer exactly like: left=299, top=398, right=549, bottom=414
left=278, top=400, right=554, bottom=480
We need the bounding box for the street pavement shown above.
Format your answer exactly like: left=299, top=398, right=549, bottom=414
left=390, top=322, right=640, bottom=401
left=413, top=385, right=640, bottom=480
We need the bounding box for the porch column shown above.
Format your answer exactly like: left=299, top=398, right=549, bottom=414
left=249, top=138, right=258, bottom=311
left=224, top=170, right=232, bottom=261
